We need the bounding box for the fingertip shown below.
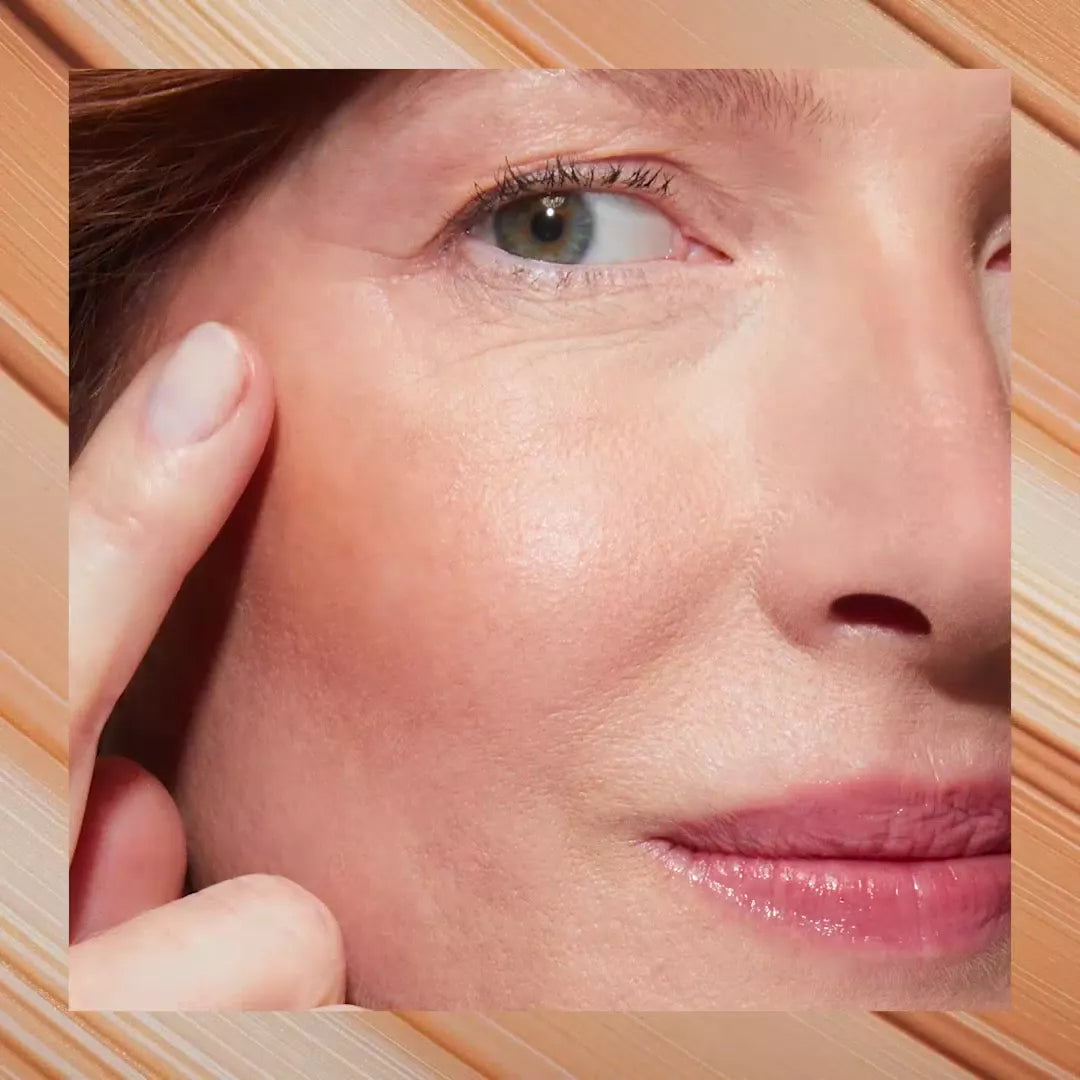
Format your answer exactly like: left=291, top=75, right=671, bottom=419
left=223, top=875, right=348, bottom=1004
left=225, top=323, right=276, bottom=432
left=70, top=756, right=186, bottom=944
left=68, top=873, right=349, bottom=1010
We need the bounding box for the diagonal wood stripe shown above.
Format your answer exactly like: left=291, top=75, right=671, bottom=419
left=1, top=1, right=1078, bottom=1077
left=869, top=0, right=1079, bottom=149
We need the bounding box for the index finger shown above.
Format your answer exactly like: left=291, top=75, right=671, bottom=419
left=68, top=322, right=273, bottom=857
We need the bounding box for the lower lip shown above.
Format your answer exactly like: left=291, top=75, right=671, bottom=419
left=647, top=841, right=1011, bottom=956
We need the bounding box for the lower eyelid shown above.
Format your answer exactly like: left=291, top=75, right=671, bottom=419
left=454, top=234, right=649, bottom=292
left=452, top=235, right=734, bottom=302
left=459, top=234, right=590, bottom=277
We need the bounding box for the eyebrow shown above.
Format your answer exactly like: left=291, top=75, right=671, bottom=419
left=577, top=70, right=835, bottom=132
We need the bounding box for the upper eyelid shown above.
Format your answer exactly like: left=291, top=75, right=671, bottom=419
left=444, top=157, right=678, bottom=234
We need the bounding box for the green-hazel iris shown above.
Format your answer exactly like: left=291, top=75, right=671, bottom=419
left=492, top=193, right=594, bottom=264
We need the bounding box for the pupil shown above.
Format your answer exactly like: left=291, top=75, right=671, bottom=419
left=530, top=207, right=565, bottom=244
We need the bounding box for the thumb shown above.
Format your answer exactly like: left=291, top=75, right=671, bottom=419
left=69, top=874, right=347, bottom=1011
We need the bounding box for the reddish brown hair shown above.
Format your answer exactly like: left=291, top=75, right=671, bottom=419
left=69, top=70, right=365, bottom=456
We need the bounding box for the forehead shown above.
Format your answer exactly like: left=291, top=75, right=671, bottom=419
left=362, top=68, right=1009, bottom=140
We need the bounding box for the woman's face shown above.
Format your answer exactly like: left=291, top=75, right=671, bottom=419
left=147, top=70, right=1011, bottom=1009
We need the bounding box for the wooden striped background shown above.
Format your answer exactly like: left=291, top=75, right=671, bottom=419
left=1, top=0, right=1077, bottom=1076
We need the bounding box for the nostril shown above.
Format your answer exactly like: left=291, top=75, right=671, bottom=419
left=829, top=593, right=932, bottom=636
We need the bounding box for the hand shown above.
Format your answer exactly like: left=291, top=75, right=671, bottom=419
left=68, top=323, right=349, bottom=1010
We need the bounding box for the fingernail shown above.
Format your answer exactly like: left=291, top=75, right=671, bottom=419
left=145, top=322, right=248, bottom=447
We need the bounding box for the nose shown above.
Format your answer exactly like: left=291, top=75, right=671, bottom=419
left=750, top=241, right=1010, bottom=705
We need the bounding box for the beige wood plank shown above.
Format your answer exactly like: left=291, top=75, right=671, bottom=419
left=1, top=0, right=1078, bottom=1077
left=0, top=13, right=68, bottom=762
left=416, top=0, right=951, bottom=66
left=870, top=0, right=1080, bottom=146
left=17, top=0, right=502, bottom=66
left=0, top=370, right=67, bottom=742
left=0, top=5, right=68, bottom=419
left=1013, top=116, right=1080, bottom=409
left=408, top=1010, right=981, bottom=1079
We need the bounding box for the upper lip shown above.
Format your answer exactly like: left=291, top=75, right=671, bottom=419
left=654, top=778, right=1011, bottom=861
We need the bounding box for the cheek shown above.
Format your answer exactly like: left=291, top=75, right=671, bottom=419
left=242, top=277, right=751, bottom=739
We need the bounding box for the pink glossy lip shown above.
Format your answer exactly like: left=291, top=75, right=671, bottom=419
left=644, top=779, right=1011, bottom=957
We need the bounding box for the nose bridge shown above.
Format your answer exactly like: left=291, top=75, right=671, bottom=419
left=854, top=234, right=1008, bottom=506
left=750, top=224, right=1010, bottom=680
left=778, top=217, right=1008, bottom=520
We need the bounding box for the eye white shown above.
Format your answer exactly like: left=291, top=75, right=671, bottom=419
left=571, top=192, right=678, bottom=264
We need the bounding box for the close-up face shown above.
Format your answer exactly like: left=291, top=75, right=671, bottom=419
left=116, top=69, right=1011, bottom=1009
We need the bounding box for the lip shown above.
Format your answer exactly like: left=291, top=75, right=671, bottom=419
left=644, top=778, right=1011, bottom=957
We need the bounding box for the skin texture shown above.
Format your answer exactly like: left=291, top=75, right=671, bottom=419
left=118, top=70, right=1011, bottom=1009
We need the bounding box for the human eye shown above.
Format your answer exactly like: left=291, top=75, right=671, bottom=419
left=986, top=240, right=1010, bottom=272
left=456, top=158, right=709, bottom=270
left=979, top=211, right=1010, bottom=273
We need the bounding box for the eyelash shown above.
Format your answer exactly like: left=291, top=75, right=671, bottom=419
left=446, top=156, right=677, bottom=237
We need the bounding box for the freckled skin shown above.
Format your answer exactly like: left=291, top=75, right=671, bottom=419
left=117, top=70, right=1011, bottom=1009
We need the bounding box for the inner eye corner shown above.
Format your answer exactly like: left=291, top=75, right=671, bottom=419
left=986, top=240, right=1011, bottom=271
